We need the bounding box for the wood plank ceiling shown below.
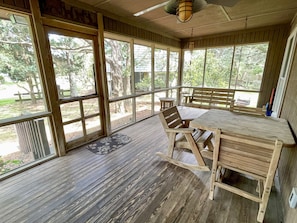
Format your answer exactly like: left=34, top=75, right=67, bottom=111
left=65, top=0, right=297, bottom=39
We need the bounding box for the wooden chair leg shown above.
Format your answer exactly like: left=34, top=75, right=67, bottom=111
left=209, top=167, right=217, bottom=200
left=257, top=140, right=282, bottom=222
left=209, top=129, right=221, bottom=200
left=184, top=133, right=206, bottom=166
left=257, top=182, right=273, bottom=222
left=167, top=132, right=176, bottom=158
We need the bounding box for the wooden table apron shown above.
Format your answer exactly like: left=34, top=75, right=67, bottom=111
left=189, top=109, right=296, bottom=147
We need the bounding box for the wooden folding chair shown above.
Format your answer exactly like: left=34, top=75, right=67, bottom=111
left=209, top=129, right=283, bottom=223
left=157, top=106, right=213, bottom=171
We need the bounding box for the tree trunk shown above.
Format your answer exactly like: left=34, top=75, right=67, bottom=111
left=27, top=76, right=37, bottom=104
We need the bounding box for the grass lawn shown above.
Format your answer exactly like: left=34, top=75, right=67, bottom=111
left=0, top=98, right=15, bottom=106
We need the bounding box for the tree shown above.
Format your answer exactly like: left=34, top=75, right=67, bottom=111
left=49, top=35, right=92, bottom=97
left=182, top=44, right=268, bottom=90
left=0, top=17, right=95, bottom=105
left=233, top=44, right=268, bottom=90
left=154, top=48, right=167, bottom=89
left=183, top=50, right=204, bottom=86
left=104, top=39, right=131, bottom=113
left=204, top=47, right=233, bottom=88
left=0, top=19, right=40, bottom=103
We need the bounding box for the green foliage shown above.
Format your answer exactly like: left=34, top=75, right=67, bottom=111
left=0, top=75, right=4, bottom=84
left=0, top=98, right=14, bottom=106
left=155, top=48, right=167, bottom=72
left=183, top=43, right=268, bottom=90
left=104, top=38, right=132, bottom=98
left=50, top=36, right=85, bottom=76
left=183, top=50, right=204, bottom=86
left=155, top=72, right=166, bottom=89
left=169, top=51, right=179, bottom=87
left=205, top=47, right=233, bottom=88
left=135, top=76, right=151, bottom=91
left=0, top=19, right=38, bottom=83
left=49, top=34, right=95, bottom=97
left=105, top=38, right=131, bottom=78
left=0, top=156, right=22, bottom=175
left=232, top=44, right=268, bottom=90
left=0, top=18, right=40, bottom=103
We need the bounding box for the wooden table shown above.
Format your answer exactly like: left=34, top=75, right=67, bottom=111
left=190, top=109, right=295, bottom=147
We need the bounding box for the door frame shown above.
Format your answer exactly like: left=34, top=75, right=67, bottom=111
left=45, top=26, right=106, bottom=150
left=272, top=27, right=297, bottom=117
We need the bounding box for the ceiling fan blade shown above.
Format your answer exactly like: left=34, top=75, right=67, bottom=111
left=164, top=0, right=178, bottom=15
left=134, top=1, right=169, bottom=17
left=206, top=0, right=240, bottom=7
left=193, top=0, right=207, bottom=13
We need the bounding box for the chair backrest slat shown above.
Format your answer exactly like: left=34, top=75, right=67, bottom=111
left=217, top=130, right=281, bottom=178
left=159, top=106, right=184, bottom=137
left=232, top=105, right=265, bottom=116
left=210, top=129, right=283, bottom=222
left=165, top=113, right=182, bottom=129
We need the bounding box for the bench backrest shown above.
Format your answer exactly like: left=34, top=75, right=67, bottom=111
left=190, top=88, right=235, bottom=110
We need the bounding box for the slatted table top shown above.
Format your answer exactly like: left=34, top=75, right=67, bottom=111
left=190, top=109, right=296, bottom=147
left=159, top=97, right=176, bottom=102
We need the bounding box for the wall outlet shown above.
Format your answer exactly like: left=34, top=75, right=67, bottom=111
left=289, top=187, right=297, bottom=208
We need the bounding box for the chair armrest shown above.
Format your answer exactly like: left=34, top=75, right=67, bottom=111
left=182, top=118, right=193, bottom=127
left=182, top=118, right=194, bottom=121
left=165, top=127, right=195, bottom=134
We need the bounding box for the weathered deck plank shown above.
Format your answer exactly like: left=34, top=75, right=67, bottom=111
left=0, top=107, right=283, bottom=223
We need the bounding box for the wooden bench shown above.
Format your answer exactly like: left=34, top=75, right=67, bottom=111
left=185, top=87, right=235, bottom=110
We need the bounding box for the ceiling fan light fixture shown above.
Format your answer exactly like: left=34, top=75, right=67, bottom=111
left=177, top=0, right=193, bottom=23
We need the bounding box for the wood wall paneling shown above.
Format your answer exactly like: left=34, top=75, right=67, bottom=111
left=103, top=17, right=181, bottom=48
left=36, top=0, right=180, bottom=47
left=279, top=16, right=297, bottom=223
left=0, top=0, right=30, bottom=12
left=39, top=0, right=97, bottom=28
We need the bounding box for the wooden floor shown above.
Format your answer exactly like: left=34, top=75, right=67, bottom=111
left=0, top=107, right=283, bottom=223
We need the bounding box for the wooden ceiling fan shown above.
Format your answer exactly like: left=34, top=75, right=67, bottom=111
left=134, top=0, right=240, bottom=23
